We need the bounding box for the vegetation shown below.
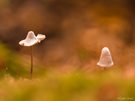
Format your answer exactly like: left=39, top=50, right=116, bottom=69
left=0, top=69, right=134, bottom=101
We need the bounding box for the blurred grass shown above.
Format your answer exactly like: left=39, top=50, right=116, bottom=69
left=0, top=43, right=45, bottom=78
left=0, top=43, right=28, bottom=78
left=0, top=69, right=134, bottom=101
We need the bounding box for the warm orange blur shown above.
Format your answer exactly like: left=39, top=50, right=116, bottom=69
left=0, top=0, right=135, bottom=71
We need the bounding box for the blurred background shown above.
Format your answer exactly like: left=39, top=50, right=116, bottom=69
left=0, top=0, right=135, bottom=101
left=1, top=0, right=135, bottom=68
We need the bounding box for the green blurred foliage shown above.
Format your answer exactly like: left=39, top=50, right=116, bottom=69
left=0, top=70, right=134, bottom=101
left=0, top=43, right=27, bottom=78
left=0, top=43, right=45, bottom=78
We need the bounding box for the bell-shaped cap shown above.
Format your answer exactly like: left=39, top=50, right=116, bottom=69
left=97, top=47, right=114, bottom=67
left=19, top=31, right=46, bottom=47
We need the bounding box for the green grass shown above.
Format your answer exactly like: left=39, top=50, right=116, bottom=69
left=0, top=69, right=134, bottom=101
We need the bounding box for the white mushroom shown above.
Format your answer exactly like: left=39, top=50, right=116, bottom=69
left=19, top=31, right=46, bottom=47
left=97, top=47, right=114, bottom=68
left=19, top=31, right=46, bottom=78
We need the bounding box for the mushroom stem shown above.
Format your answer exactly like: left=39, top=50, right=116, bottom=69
left=30, top=46, right=33, bottom=79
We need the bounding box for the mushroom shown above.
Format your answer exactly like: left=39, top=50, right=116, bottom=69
left=97, top=47, right=114, bottom=69
left=19, top=31, right=46, bottom=78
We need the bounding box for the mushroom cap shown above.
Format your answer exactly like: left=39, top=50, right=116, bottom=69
left=97, top=47, right=114, bottom=67
left=37, top=34, right=46, bottom=42
left=19, top=31, right=46, bottom=47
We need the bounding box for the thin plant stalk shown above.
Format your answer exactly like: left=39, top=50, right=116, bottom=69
left=30, top=46, right=33, bottom=79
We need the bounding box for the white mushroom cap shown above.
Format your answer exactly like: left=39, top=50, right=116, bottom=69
left=19, top=31, right=46, bottom=47
left=97, top=47, right=114, bottom=67
left=37, top=34, right=46, bottom=43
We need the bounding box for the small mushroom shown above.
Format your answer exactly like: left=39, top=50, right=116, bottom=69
left=97, top=47, right=114, bottom=68
left=19, top=31, right=46, bottom=46
left=19, top=31, right=46, bottom=78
